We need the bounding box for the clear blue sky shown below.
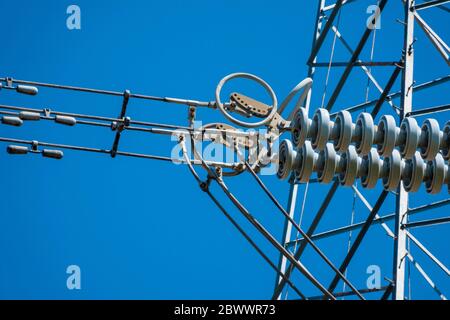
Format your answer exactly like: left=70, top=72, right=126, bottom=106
left=0, top=1, right=448, bottom=299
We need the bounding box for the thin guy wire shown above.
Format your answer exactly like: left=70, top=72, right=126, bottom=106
left=286, top=181, right=310, bottom=300
left=342, top=182, right=358, bottom=297
left=320, top=10, right=342, bottom=109
left=189, top=136, right=337, bottom=300
left=179, top=138, right=307, bottom=299
left=232, top=147, right=364, bottom=299
left=364, top=1, right=379, bottom=108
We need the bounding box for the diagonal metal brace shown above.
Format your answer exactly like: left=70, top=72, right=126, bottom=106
left=327, top=190, right=389, bottom=294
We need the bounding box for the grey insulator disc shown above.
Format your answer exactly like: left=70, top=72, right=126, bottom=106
left=420, top=118, right=441, bottom=161
left=355, top=112, right=374, bottom=156
left=334, top=110, right=353, bottom=152
left=399, top=117, right=420, bottom=159
left=361, top=148, right=381, bottom=189
left=403, top=151, right=425, bottom=192
left=425, top=153, right=445, bottom=194
left=377, top=115, right=397, bottom=157
left=311, top=108, right=330, bottom=151
left=446, top=163, right=450, bottom=194
left=277, top=139, right=298, bottom=180
left=442, top=121, right=450, bottom=160
left=295, top=140, right=315, bottom=183
left=291, top=107, right=309, bottom=148
left=317, top=143, right=337, bottom=184
left=382, top=149, right=402, bottom=191
left=339, top=145, right=359, bottom=186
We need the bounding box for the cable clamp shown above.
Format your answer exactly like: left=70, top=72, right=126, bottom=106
left=110, top=90, right=131, bottom=158
left=31, top=140, right=39, bottom=152
left=6, top=77, right=13, bottom=88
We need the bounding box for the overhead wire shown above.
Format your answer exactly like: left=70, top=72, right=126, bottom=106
left=186, top=134, right=337, bottom=300
left=0, top=77, right=217, bottom=108
left=285, top=180, right=309, bottom=300
left=0, top=136, right=240, bottom=169
left=364, top=0, right=380, bottom=109
left=233, top=150, right=364, bottom=300
left=320, top=8, right=342, bottom=109
left=342, top=181, right=358, bottom=297
left=178, top=137, right=307, bottom=299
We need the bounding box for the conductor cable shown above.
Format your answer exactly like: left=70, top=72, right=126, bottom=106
left=179, top=136, right=307, bottom=299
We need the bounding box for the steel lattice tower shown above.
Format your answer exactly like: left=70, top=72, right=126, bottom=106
left=0, top=0, right=448, bottom=300
left=274, top=0, right=449, bottom=300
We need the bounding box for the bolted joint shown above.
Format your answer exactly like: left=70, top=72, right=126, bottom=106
left=199, top=181, right=209, bottom=192
left=188, top=106, right=196, bottom=127
left=31, top=140, right=39, bottom=151
left=215, top=166, right=223, bottom=178
left=111, top=121, right=118, bottom=131
left=6, top=77, right=13, bottom=87
left=188, top=106, right=196, bottom=118
left=111, top=117, right=131, bottom=132
left=408, top=38, right=417, bottom=56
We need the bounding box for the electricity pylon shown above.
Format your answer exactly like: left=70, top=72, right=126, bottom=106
left=0, top=0, right=449, bottom=300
